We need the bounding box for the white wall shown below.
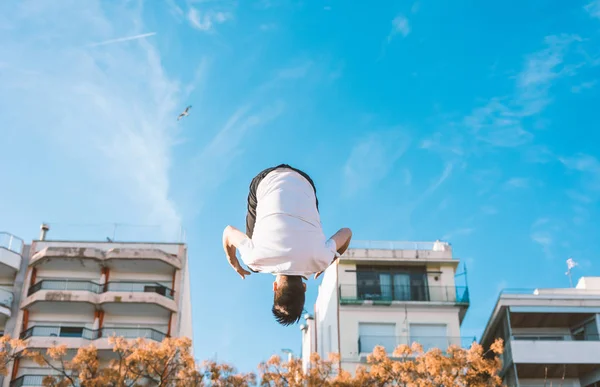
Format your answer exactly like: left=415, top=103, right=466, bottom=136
left=511, top=339, right=600, bottom=364
left=315, top=263, right=339, bottom=358
left=339, top=306, right=461, bottom=359
left=175, top=248, right=193, bottom=341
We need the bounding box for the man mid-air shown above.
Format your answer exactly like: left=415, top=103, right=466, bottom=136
left=222, top=164, right=352, bottom=326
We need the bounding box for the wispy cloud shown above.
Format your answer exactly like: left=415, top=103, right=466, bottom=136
left=481, top=205, right=498, bottom=215
left=184, top=102, right=285, bottom=216
left=504, top=177, right=530, bottom=189
left=87, top=32, right=157, bottom=47
left=343, top=130, right=411, bottom=196
left=0, top=1, right=195, bottom=240
left=422, top=163, right=454, bottom=197
left=259, top=23, right=277, bottom=31
left=276, top=61, right=313, bottom=79
left=387, top=15, right=411, bottom=41
left=465, top=34, right=581, bottom=148
left=442, top=228, right=474, bottom=241
left=585, top=0, right=600, bottom=19
left=188, top=7, right=233, bottom=32
left=560, top=153, right=600, bottom=193
left=571, top=80, right=597, bottom=93
left=560, top=153, right=600, bottom=174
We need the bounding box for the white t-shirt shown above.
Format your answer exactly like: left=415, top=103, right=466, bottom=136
left=237, top=168, right=338, bottom=276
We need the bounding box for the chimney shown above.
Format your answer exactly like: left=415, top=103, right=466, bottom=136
left=39, top=223, right=50, bottom=241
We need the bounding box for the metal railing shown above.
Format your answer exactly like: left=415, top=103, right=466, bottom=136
left=357, top=335, right=477, bottom=353
left=28, top=280, right=174, bottom=299
left=10, top=375, right=46, bottom=387
left=19, top=325, right=166, bottom=342
left=0, top=232, right=24, bottom=255
left=10, top=375, right=81, bottom=387
left=349, top=240, right=445, bottom=251
left=0, top=288, right=14, bottom=309
left=105, top=281, right=175, bottom=299
left=28, top=280, right=101, bottom=296
left=512, top=334, right=600, bottom=341
left=339, top=284, right=470, bottom=305
left=101, top=327, right=166, bottom=341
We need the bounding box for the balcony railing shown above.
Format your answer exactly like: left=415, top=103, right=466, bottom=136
left=339, top=284, right=470, bottom=305
left=357, top=335, right=477, bottom=353
left=10, top=375, right=81, bottom=387
left=512, top=334, right=600, bottom=341
left=28, top=280, right=174, bottom=299
left=0, top=288, right=14, bottom=309
left=10, top=375, right=47, bottom=387
left=0, top=232, right=24, bottom=255
left=20, top=325, right=167, bottom=342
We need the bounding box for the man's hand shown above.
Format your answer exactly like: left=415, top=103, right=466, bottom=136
left=223, top=225, right=252, bottom=279
left=233, top=263, right=251, bottom=279
left=314, top=227, right=352, bottom=279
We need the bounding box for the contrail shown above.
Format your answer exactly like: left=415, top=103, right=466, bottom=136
left=87, top=32, right=156, bottom=47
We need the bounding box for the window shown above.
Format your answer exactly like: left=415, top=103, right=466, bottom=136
left=572, top=318, right=599, bottom=341
left=356, top=266, right=429, bottom=301
left=358, top=323, right=396, bottom=353
left=59, top=327, right=84, bottom=338
left=409, top=324, right=447, bottom=351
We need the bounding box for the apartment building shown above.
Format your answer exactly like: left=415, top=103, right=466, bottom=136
left=0, top=232, right=28, bottom=387
left=479, top=277, right=600, bottom=387
left=5, top=225, right=193, bottom=387
left=300, top=240, right=472, bottom=373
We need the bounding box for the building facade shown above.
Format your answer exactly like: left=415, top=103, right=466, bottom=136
left=300, top=240, right=472, bottom=373
left=3, top=225, right=193, bottom=387
left=479, top=277, right=600, bottom=387
left=0, top=232, right=28, bottom=387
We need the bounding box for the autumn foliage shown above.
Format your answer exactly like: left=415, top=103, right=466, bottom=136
left=0, top=334, right=504, bottom=386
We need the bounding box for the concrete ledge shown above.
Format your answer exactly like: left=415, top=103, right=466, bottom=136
left=30, top=246, right=181, bottom=269
left=22, top=290, right=178, bottom=312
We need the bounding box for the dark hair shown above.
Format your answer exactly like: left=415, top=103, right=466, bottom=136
left=272, top=275, right=305, bottom=326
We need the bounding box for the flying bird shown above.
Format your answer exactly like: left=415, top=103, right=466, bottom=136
left=177, top=105, right=192, bottom=121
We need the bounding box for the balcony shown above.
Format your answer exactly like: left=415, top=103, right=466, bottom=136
left=357, top=335, right=477, bottom=354
left=339, top=284, right=470, bottom=305
left=20, top=325, right=167, bottom=342
left=10, top=375, right=49, bottom=387
left=0, top=231, right=24, bottom=273
left=509, top=334, right=600, bottom=365
left=28, top=279, right=174, bottom=299
left=0, top=288, right=14, bottom=319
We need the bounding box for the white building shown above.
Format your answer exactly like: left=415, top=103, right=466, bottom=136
left=300, top=240, right=472, bottom=374
left=4, top=225, right=193, bottom=387
left=0, top=232, right=28, bottom=387
left=479, top=277, right=600, bottom=387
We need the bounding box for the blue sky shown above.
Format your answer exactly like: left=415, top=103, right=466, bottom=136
left=1, top=0, right=600, bottom=374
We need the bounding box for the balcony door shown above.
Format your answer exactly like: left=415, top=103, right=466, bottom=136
left=358, top=323, right=396, bottom=353
left=357, top=266, right=428, bottom=301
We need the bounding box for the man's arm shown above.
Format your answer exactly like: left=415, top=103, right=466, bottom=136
left=222, top=225, right=252, bottom=279
left=314, top=227, right=352, bottom=279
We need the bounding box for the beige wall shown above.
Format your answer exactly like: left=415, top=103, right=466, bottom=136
left=32, top=241, right=181, bottom=256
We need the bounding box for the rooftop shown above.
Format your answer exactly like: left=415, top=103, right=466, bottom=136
left=343, top=240, right=456, bottom=263
left=480, top=277, right=600, bottom=345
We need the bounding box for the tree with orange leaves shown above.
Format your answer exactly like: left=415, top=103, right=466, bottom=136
left=0, top=335, right=27, bottom=377
left=259, top=339, right=505, bottom=387
left=12, top=335, right=255, bottom=387
left=0, top=334, right=504, bottom=387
